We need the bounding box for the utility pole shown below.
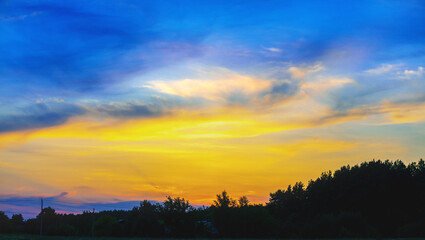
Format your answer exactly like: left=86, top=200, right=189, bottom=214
left=40, top=198, right=43, bottom=237
left=91, top=208, right=95, bottom=237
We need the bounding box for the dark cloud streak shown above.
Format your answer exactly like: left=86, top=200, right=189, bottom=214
left=92, top=103, right=161, bottom=119
left=0, top=103, right=84, bottom=133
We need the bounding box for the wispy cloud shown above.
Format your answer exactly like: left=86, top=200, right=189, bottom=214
left=365, top=64, right=402, bottom=74
left=0, top=102, right=84, bottom=133
left=302, top=78, right=354, bottom=91
left=398, top=66, right=424, bottom=79
left=143, top=68, right=273, bottom=101
left=264, top=47, right=282, bottom=53
left=0, top=11, right=41, bottom=21
left=89, top=102, right=162, bottom=119
left=287, top=63, right=324, bottom=79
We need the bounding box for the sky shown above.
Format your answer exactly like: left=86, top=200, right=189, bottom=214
left=1, top=0, right=425, bottom=218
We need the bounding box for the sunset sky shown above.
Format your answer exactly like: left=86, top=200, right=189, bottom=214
left=1, top=0, right=425, bottom=217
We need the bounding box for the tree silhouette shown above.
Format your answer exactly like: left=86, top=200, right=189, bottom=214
left=0, top=211, right=10, bottom=233
left=128, top=200, right=162, bottom=237
left=10, top=214, right=24, bottom=232
left=94, top=215, right=121, bottom=237
left=213, top=190, right=236, bottom=208
left=238, top=196, right=249, bottom=207
left=161, top=196, right=195, bottom=237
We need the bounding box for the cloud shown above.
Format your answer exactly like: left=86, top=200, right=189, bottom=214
left=0, top=11, right=41, bottom=21
left=143, top=63, right=327, bottom=105
left=268, top=81, right=299, bottom=96
left=144, top=69, right=273, bottom=101
left=399, top=66, right=424, bottom=79
left=141, top=63, right=357, bottom=113
left=0, top=102, right=84, bottom=133
left=265, top=47, right=282, bottom=53
left=366, top=64, right=401, bottom=74
left=259, top=81, right=300, bottom=105
left=328, top=62, right=425, bottom=112
left=35, top=97, right=64, bottom=104
left=0, top=96, right=195, bottom=134
left=315, top=98, right=425, bottom=126
left=302, top=78, right=354, bottom=91
left=287, top=63, right=324, bottom=79
left=90, top=102, right=161, bottom=119
left=366, top=64, right=424, bottom=80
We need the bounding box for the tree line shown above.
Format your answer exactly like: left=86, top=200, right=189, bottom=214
left=1, top=159, right=424, bottom=238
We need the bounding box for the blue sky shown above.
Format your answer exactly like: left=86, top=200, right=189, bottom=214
left=1, top=0, right=425, bottom=124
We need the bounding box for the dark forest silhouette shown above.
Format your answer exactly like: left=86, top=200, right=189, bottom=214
left=1, top=159, right=424, bottom=238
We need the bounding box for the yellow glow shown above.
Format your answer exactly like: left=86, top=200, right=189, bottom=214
left=1, top=74, right=423, bottom=205
left=267, top=139, right=357, bottom=156
left=21, top=107, right=296, bottom=142
left=382, top=102, right=425, bottom=123
left=0, top=100, right=415, bottom=205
